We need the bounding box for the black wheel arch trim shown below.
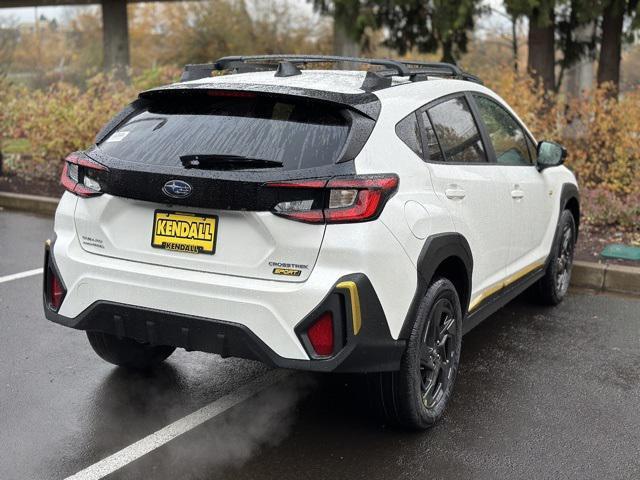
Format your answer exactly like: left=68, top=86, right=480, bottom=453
left=400, top=232, right=473, bottom=339
left=542, top=182, right=579, bottom=274
left=559, top=182, right=580, bottom=239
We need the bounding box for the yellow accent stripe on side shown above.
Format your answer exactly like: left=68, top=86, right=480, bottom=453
left=468, top=283, right=503, bottom=312
left=468, top=259, right=546, bottom=312
left=336, top=281, right=362, bottom=335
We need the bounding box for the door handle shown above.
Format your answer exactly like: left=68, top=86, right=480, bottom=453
left=511, top=184, right=525, bottom=199
left=445, top=185, right=466, bottom=200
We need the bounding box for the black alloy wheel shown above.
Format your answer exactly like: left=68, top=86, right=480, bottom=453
left=420, top=297, right=458, bottom=409
left=368, top=278, right=463, bottom=429
left=555, top=223, right=574, bottom=298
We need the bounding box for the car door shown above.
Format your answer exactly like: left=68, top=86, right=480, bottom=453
left=418, top=94, right=512, bottom=307
left=470, top=93, right=555, bottom=275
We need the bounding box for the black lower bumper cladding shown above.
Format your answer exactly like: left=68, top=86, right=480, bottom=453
left=44, top=253, right=405, bottom=373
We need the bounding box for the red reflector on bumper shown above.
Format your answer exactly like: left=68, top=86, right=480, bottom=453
left=307, top=312, right=334, bottom=357
left=50, top=273, right=65, bottom=311
left=45, top=244, right=66, bottom=312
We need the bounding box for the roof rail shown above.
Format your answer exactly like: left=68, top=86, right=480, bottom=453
left=399, top=60, right=483, bottom=84
left=180, top=55, right=482, bottom=89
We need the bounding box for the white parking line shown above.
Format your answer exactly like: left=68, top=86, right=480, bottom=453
left=0, top=268, right=43, bottom=284
left=64, top=368, right=294, bottom=480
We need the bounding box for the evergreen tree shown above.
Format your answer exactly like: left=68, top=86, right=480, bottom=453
left=597, top=0, right=639, bottom=95
left=369, top=0, right=481, bottom=64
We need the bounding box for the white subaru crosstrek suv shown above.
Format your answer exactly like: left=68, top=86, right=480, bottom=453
left=44, top=55, right=579, bottom=429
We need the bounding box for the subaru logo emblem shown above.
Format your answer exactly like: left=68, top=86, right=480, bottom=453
left=162, top=180, right=192, bottom=199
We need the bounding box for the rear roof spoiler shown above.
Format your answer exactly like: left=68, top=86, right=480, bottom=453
left=139, top=83, right=382, bottom=120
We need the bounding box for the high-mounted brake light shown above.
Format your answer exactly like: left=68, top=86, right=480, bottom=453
left=206, top=90, right=257, bottom=98
left=61, top=153, right=108, bottom=198
left=267, top=174, right=398, bottom=224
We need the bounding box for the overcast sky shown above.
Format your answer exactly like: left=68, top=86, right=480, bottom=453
left=1, top=6, right=73, bottom=22
left=0, top=1, right=512, bottom=35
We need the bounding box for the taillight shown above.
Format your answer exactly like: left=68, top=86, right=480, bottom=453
left=307, top=312, right=334, bottom=357
left=61, top=153, right=108, bottom=198
left=267, top=174, right=398, bottom=224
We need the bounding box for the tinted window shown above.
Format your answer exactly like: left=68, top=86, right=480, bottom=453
left=419, top=111, right=445, bottom=162
left=526, top=135, right=538, bottom=163
left=427, top=97, right=487, bottom=163
left=474, top=95, right=531, bottom=166
left=395, top=113, right=423, bottom=157
left=98, top=93, right=350, bottom=171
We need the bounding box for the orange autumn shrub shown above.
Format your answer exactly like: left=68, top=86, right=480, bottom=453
left=564, top=86, right=640, bottom=195
left=1, top=67, right=180, bottom=179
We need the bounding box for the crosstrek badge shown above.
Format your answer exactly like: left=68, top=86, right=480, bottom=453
left=151, top=210, right=218, bottom=255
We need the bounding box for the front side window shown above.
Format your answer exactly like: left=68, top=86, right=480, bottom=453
left=426, top=97, right=487, bottom=163
left=473, top=95, right=531, bottom=166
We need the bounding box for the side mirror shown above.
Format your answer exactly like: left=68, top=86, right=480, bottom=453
left=537, top=141, right=567, bottom=170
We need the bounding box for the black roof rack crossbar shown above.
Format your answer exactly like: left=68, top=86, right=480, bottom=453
left=213, top=55, right=412, bottom=76
left=181, top=55, right=411, bottom=83
left=373, top=66, right=482, bottom=82
left=399, top=61, right=483, bottom=84
left=180, top=55, right=482, bottom=87
left=393, top=61, right=482, bottom=84
left=400, top=61, right=463, bottom=76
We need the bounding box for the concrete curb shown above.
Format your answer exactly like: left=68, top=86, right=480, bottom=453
left=1, top=191, right=639, bottom=296
left=572, top=261, right=640, bottom=296
left=0, top=192, right=59, bottom=217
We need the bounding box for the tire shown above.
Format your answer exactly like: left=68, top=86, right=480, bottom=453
left=86, top=331, right=175, bottom=370
left=368, top=278, right=463, bottom=430
left=536, top=209, right=576, bottom=306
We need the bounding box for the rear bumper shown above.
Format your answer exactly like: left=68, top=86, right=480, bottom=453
left=44, top=259, right=405, bottom=372
left=44, top=278, right=405, bottom=373
left=45, top=192, right=415, bottom=372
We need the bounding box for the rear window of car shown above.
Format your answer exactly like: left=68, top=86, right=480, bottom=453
left=98, top=92, right=350, bottom=171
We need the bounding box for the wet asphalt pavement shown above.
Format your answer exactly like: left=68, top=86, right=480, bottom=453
left=1, top=209, right=639, bottom=480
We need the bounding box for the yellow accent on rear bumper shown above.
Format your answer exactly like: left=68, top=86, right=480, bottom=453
left=336, top=281, right=362, bottom=335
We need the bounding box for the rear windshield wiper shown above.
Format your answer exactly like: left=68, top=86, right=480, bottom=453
left=180, top=154, right=283, bottom=170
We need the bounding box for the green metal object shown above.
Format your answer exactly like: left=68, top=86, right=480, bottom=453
left=601, top=244, right=640, bottom=261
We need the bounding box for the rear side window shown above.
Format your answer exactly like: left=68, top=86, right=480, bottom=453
left=473, top=95, right=531, bottom=166
left=426, top=97, right=487, bottom=163
left=395, top=113, right=423, bottom=157
left=419, top=111, right=445, bottom=162
left=98, top=93, right=350, bottom=171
